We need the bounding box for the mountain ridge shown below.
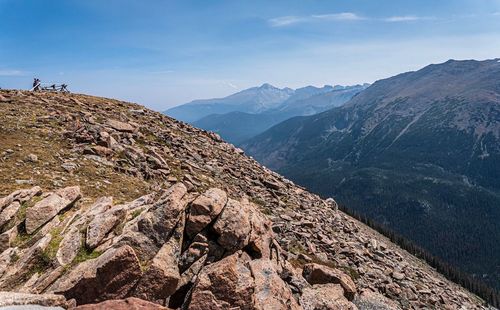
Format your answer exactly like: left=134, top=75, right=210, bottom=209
left=187, top=84, right=368, bottom=144
left=243, top=58, right=500, bottom=292
left=0, top=89, right=492, bottom=308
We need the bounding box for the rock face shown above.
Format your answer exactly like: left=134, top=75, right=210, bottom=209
left=49, top=245, right=143, bottom=304
left=0, top=90, right=491, bottom=309
left=0, top=184, right=363, bottom=309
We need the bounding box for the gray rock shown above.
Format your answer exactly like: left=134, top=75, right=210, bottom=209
left=56, top=226, right=81, bottom=266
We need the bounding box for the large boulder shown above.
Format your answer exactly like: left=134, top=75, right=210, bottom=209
left=212, top=198, right=251, bottom=253
left=132, top=236, right=181, bottom=302
left=86, top=207, right=126, bottom=249
left=249, top=259, right=301, bottom=310
left=188, top=252, right=254, bottom=310
left=49, top=245, right=142, bottom=305
left=25, top=186, right=81, bottom=234
left=138, top=183, right=187, bottom=245
left=302, top=263, right=357, bottom=300
left=185, top=188, right=227, bottom=238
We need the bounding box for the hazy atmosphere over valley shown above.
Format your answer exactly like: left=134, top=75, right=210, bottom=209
left=1, top=0, right=500, bottom=309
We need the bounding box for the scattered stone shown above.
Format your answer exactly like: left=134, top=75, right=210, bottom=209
left=302, top=263, right=357, bottom=300
left=25, top=154, right=38, bottom=163
left=106, top=119, right=135, bottom=132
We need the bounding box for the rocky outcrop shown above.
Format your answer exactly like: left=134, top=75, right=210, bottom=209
left=0, top=90, right=490, bottom=309
left=0, top=184, right=364, bottom=309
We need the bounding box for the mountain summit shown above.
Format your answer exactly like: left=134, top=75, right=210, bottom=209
left=243, top=59, right=500, bottom=291
left=165, top=84, right=294, bottom=123
left=0, top=90, right=490, bottom=308
left=173, top=84, right=368, bottom=144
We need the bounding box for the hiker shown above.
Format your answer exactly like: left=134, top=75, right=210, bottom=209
left=32, top=78, right=41, bottom=91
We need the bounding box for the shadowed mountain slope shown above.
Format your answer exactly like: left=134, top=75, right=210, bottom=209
left=243, top=59, right=500, bottom=291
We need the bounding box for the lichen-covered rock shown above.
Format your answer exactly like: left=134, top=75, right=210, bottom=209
left=0, top=186, right=42, bottom=211
left=249, top=259, right=301, bottom=310
left=138, top=183, right=187, bottom=245
left=56, top=226, right=81, bottom=266
left=353, top=290, right=401, bottom=310
left=0, top=201, right=20, bottom=227
left=0, top=234, right=52, bottom=290
left=49, top=245, right=142, bottom=305
left=25, top=186, right=81, bottom=234
left=86, top=207, right=126, bottom=249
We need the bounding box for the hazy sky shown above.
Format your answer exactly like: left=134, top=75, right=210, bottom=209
left=1, top=0, right=500, bottom=110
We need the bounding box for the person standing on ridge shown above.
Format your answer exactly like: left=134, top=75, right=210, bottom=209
left=32, top=78, right=41, bottom=91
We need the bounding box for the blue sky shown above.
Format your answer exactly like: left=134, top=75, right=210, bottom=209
left=1, top=0, right=500, bottom=110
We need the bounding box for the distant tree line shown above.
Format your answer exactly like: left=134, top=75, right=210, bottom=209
left=338, top=203, right=500, bottom=308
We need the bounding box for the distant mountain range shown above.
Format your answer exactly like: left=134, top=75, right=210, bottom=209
left=165, top=83, right=368, bottom=144
left=243, top=59, right=500, bottom=289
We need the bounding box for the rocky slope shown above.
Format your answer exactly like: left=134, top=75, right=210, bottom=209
left=243, top=59, right=500, bottom=290
left=0, top=89, right=490, bottom=309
